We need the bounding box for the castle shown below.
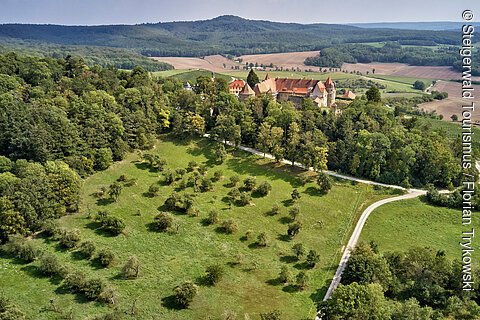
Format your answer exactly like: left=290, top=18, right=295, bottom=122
left=229, top=73, right=336, bottom=108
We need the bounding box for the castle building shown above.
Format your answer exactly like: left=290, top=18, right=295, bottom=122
left=228, top=79, right=247, bottom=95
left=234, top=73, right=336, bottom=107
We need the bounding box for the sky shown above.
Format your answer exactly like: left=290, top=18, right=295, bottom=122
left=1, top=0, right=480, bottom=25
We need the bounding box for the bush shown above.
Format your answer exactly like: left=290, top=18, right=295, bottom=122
left=117, top=174, right=128, bottom=182
left=256, top=181, right=272, bottom=196
left=278, top=265, right=293, bottom=284
left=122, top=255, right=140, bottom=279
left=78, top=241, right=96, bottom=259
left=148, top=183, right=160, bottom=196
left=296, top=271, right=309, bottom=290
left=306, top=250, right=320, bottom=268
left=270, top=204, right=280, bottom=215
left=58, top=228, right=81, bottom=249
left=2, top=235, right=38, bottom=263
left=96, top=249, right=115, bottom=267
left=164, top=169, right=176, bottom=185
left=41, top=219, right=59, bottom=237
left=199, top=177, right=213, bottom=192
left=175, top=168, right=186, bottom=178
left=198, top=164, right=208, bottom=175
left=227, top=187, right=241, bottom=201
left=187, top=161, right=198, bottom=172
left=205, top=264, right=224, bottom=285
left=292, top=243, right=305, bottom=260
left=83, top=278, right=106, bottom=300
left=260, top=310, right=282, bottom=320
left=63, top=271, right=86, bottom=293
left=316, top=173, right=332, bottom=194
left=152, top=212, right=174, bottom=232
left=173, top=281, right=198, bottom=308
left=220, top=219, right=238, bottom=234
left=99, top=216, right=125, bottom=235
left=187, top=206, right=200, bottom=217
left=257, top=232, right=269, bottom=247
left=164, top=192, right=183, bottom=211
left=229, top=175, right=240, bottom=187
left=287, top=222, right=302, bottom=237
left=39, top=253, right=68, bottom=278
left=98, top=286, right=117, bottom=305
left=206, top=210, right=219, bottom=225
left=212, top=170, right=223, bottom=182
left=289, top=206, right=300, bottom=221
left=238, top=192, right=252, bottom=206
left=291, top=189, right=301, bottom=202
left=243, top=177, right=256, bottom=191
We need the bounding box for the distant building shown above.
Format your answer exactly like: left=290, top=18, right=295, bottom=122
left=238, top=83, right=255, bottom=100
left=184, top=82, right=193, bottom=91
left=228, top=79, right=246, bottom=96
left=342, top=90, right=356, bottom=100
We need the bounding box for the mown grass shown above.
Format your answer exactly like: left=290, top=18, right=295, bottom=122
left=361, top=197, right=479, bottom=261
left=0, top=136, right=399, bottom=319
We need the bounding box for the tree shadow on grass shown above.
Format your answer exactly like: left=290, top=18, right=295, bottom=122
left=96, top=198, right=114, bottom=206
left=280, top=255, right=298, bottom=264
left=247, top=242, right=265, bottom=249
left=70, top=251, right=88, bottom=261
left=84, top=221, right=118, bottom=238
left=294, top=262, right=311, bottom=270
left=161, top=295, right=185, bottom=310
left=282, top=199, right=294, bottom=207
left=266, top=277, right=283, bottom=286
left=278, top=216, right=292, bottom=224
left=282, top=284, right=299, bottom=293
left=277, top=234, right=291, bottom=242
left=310, top=285, right=328, bottom=304
left=20, top=265, right=62, bottom=285
left=303, top=186, right=323, bottom=197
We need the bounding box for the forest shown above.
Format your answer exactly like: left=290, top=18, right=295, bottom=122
left=0, top=15, right=462, bottom=57
left=304, top=42, right=480, bottom=75
left=320, top=242, right=480, bottom=319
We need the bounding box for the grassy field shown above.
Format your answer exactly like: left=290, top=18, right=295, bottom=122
left=361, top=197, right=478, bottom=261
left=0, top=137, right=400, bottom=319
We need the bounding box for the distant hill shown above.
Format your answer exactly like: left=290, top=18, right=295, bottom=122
left=350, top=21, right=480, bottom=31
left=0, top=15, right=462, bottom=57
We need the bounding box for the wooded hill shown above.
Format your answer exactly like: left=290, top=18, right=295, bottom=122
left=0, top=15, right=463, bottom=57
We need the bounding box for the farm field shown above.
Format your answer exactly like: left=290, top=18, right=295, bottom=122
left=237, top=51, right=320, bottom=72
left=418, top=80, right=480, bottom=122
left=151, top=55, right=243, bottom=73
left=361, top=198, right=478, bottom=261
left=0, top=137, right=400, bottom=319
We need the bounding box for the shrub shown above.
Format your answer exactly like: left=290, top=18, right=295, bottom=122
left=187, top=206, right=200, bottom=217
left=39, top=253, right=68, bottom=278
left=220, top=219, right=238, bottom=234
left=199, top=177, right=213, bottom=192
left=98, top=286, right=117, bottom=305
left=96, top=249, right=115, bottom=267
left=164, top=169, right=176, bottom=185
left=198, top=164, right=208, bottom=176
left=227, top=187, right=241, bottom=201
left=2, top=235, right=38, bottom=263
left=173, top=281, right=198, bottom=308
left=270, top=204, right=280, bottom=215
left=99, top=216, right=125, bottom=235
left=260, top=310, right=282, bottom=320
left=229, top=175, right=240, bottom=187
left=291, top=189, right=301, bottom=202
left=316, top=173, right=332, bottom=194
left=245, top=230, right=254, bottom=241
left=238, top=192, right=251, bottom=206
left=83, top=278, right=106, bottom=300
left=175, top=168, right=187, bottom=178
left=256, top=181, right=272, bottom=196
left=117, top=174, right=128, bottom=182
left=58, top=228, right=81, bottom=249
left=205, top=264, right=224, bottom=285
left=292, top=243, right=305, bottom=260
left=296, top=271, right=309, bottom=290
left=287, top=222, right=302, bottom=237
left=278, top=266, right=293, bottom=284
left=306, top=250, right=320, bottom=268
left=164, top=192, right=182, bottom=211
left=212, top=170, right=223, bottom=182
left=148, top=183, right=160, bottom=196
left=78, top=241, right=96, bottom=259
left=206, top=210, right=219, bottom=225
left=122, top=256, right=140, bottom=279
left=41, top=219, right=59, bottom=237
left=63, top=272, right=86, bottom=293
left=243, top=177, right=256, bottom=191
left=289, top=206, right=300, bottom=221
left=187, top=161, right=198, bottom=172
left=257, top=232, right=269, bottom=247
left=152, top=212, right=174, bottom=232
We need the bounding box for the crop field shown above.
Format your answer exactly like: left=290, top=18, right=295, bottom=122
left=0, top=137, right=399, bottom=319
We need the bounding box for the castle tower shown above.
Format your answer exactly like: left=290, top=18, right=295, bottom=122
left=324, top=77, right=336, bottom=107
